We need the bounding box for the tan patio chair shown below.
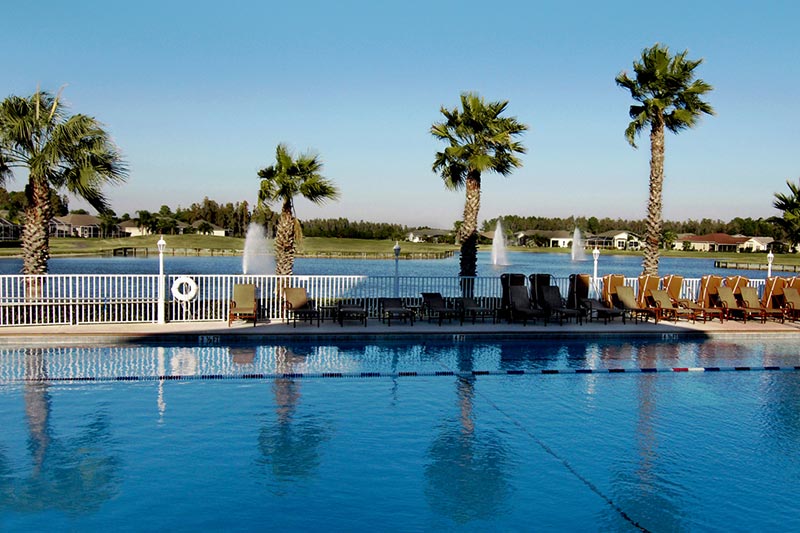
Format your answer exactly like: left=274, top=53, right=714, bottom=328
left=229, top=283, right=258, bottom=327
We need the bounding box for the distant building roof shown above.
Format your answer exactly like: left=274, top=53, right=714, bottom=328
left=682, top=233, right=749, bottom=245
left=53, top=214, right=101, bottom=226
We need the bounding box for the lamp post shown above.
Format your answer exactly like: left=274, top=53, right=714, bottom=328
left=393, top=241, right=401, bottom=297
left=767, top=249, right=774, bottom=278
left=592, top=247, right=600, bottom=297
left=157, top=235, right=166, bottom=324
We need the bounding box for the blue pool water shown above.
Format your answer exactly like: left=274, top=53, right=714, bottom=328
left=1, top=337, right=799, bottom=531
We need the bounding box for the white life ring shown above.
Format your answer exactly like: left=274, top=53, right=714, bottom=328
left=171, top=276, right=198, bottom=302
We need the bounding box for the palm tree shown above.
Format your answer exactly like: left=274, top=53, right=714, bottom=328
left=0, top=89, right=127, bottom=274
left=431, top=92, right=527, bottom=280
left=616, top=44, right=714, bottom=276
left=257, top=144, right=339, bottom=275
left=770, top=178, right=800, bottom=251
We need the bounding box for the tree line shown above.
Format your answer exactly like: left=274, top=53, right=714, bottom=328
left=482, top=215, right=780, bottom=239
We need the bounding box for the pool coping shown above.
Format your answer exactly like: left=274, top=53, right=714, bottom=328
left=3, top=317, right=800, bottom=346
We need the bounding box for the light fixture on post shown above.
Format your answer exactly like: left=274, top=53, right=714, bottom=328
left=157, top=235, right=167, bottom=324
left=767, top=249, right=774, bottom=278
left=592, top=247, right=600, bottom=297
left=393, top=241, right=401, bottom=297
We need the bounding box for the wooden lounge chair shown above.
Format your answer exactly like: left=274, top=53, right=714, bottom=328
left=421, top=292, right=460, bottom=325
left=725, top=275, right=750, bottom=297
left=782, top=287, right=800, bottom=321
left=602, top=274, right=625, bottom=309
left=508, top=285, right=546, bottom=325
left=762, top=277, right=786, bottom=309
left=229, top=283, right=258, bottom=327
left=637, top=274, right=660, bottom=308
left=378, top=297, right=414, bottom=326
left=716, top=286, right=764, bottom=323
left=663, top=274, right=723, bottom=323
left=282, top=287, right=320, bottom=327
left=337, top=299, right=367, bottom=327
left=614, top=285, right=659, bottom=323
left=458, top=297, right=496, bottom=324
left=649, top=289, right=695, bottom=323
left=540, top=285, right=581, bottom=325
left=740, top=286, right=784, bottom=323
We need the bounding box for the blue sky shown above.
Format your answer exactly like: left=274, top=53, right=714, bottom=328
left=4, top=1, right=799, bottom=229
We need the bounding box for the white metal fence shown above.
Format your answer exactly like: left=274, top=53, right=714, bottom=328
left=0, top=273, right=768, bottom=327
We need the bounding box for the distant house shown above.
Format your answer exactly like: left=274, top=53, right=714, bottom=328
left=586, top=230, right=641, bottom=250
left=406, top=229, right=452, bottom=243
left=738, top=236, right=773, bottom=252
left=50, top=214, right=103, bottom=238
left=0, top=217, right=21, bottom=241
left=678, top=233, right=749, bottom=252
left=192, top=220, right=228, bottom=237
left=513, top=230, right=575, bottom=247
left=120, top=219, right=148, bottom=237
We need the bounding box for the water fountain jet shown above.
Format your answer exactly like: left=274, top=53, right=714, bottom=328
left=242, top=224, right=274, bottom=275
left=571, top=228, right=587, bottom=262
left=491, top=219, right=510, bottom=266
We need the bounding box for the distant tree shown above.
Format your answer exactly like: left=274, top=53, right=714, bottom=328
left=258, top=144, right=339, bottom=275
left=0, top=89, right=126, bottom=274
left=196, top=221, right=213, bottom=235
left=70, top=208, right=89, bottom=215
left=432, top=92, right=527, bottom=280
left=770, top=178, right=800, bottom=251
left=661, top=229, right=677, bottom=250
left=616, top=44, right=714, bottom=276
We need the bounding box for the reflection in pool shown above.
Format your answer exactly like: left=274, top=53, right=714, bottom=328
left=1, top=337, right=799, bottom=531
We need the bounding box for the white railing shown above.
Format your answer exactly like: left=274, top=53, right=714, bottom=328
left=0, top=273, right=768, bottom=327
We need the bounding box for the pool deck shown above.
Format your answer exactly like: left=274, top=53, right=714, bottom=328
left=2, top=315, right=800, bottom=344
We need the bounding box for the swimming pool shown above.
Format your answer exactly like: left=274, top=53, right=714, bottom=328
left=1, top=336, right=799, bottom=531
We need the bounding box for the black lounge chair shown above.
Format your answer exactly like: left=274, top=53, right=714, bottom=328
left=540, top=285, right=582, bottom=325
left=458, top=297, right=497, bottom=324
left=282, top=287, right=320, bottom=327
left=580, top=298, right=625, bottom=324
left=508, top=285, right=546, bottom=325
left=337, top=299, right=367, bottom=327
left=378, top=297, right=414, bottom=326
left=421, top=292, right=460, bottom=326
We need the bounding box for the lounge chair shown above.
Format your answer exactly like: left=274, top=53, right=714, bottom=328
left=337, top=299, right=367, bottom=327
left=528, top=274, right=551, bottom=309
left=540, top=285, right=582, bottom=325
left=637, top=274, right=660, bottom=307
left=763, top=277, right=786, bottom=309
left=282, top=287, right=320, bottom=327
left=664, top=274, right=723, bottom=323
left=581, top=297, right=625, bottom=324
left=602, top=274, right=625, bottom=308
left=228, top=283, right=259, bottom=327
left=782, top=287, right=800, bottom=321
left=649, top=289, right=695, bottom=323
left=458, top=297, right=496, bottom=324
left=716, top=286, right=764, bottom=323
left=740, top=286, right=784, bottom=323
left=508, top=285, right=546, bottom=325
left=500, top=273, right=527, bottom=322
left=725, top=275, right=750, bottom=298
left=421, top=292, right=460, bottom=325
left=567, top=273, right=593, bottom=323
left=378, top=297, right=414, bottom=326
left=614, top=285, right=659, bottom=323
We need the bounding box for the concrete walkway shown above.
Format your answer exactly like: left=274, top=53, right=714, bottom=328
left=3, top=315, right=800, bottom=344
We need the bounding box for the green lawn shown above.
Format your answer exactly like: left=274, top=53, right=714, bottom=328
left=2, top=236, right=797, bottom=266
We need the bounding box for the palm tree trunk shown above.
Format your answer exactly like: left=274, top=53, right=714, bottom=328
left=274, top=201, right=295, bottom=276
left=643, top=119, right=665, bottom=276
left=459, top=170, right=481, bottom=290
left=22, top=177, right=52, bottom=277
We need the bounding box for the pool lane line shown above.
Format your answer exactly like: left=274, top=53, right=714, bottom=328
left=467, top=379, right=651, bottom=532
left=4, top=365, right=800, bottom=384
